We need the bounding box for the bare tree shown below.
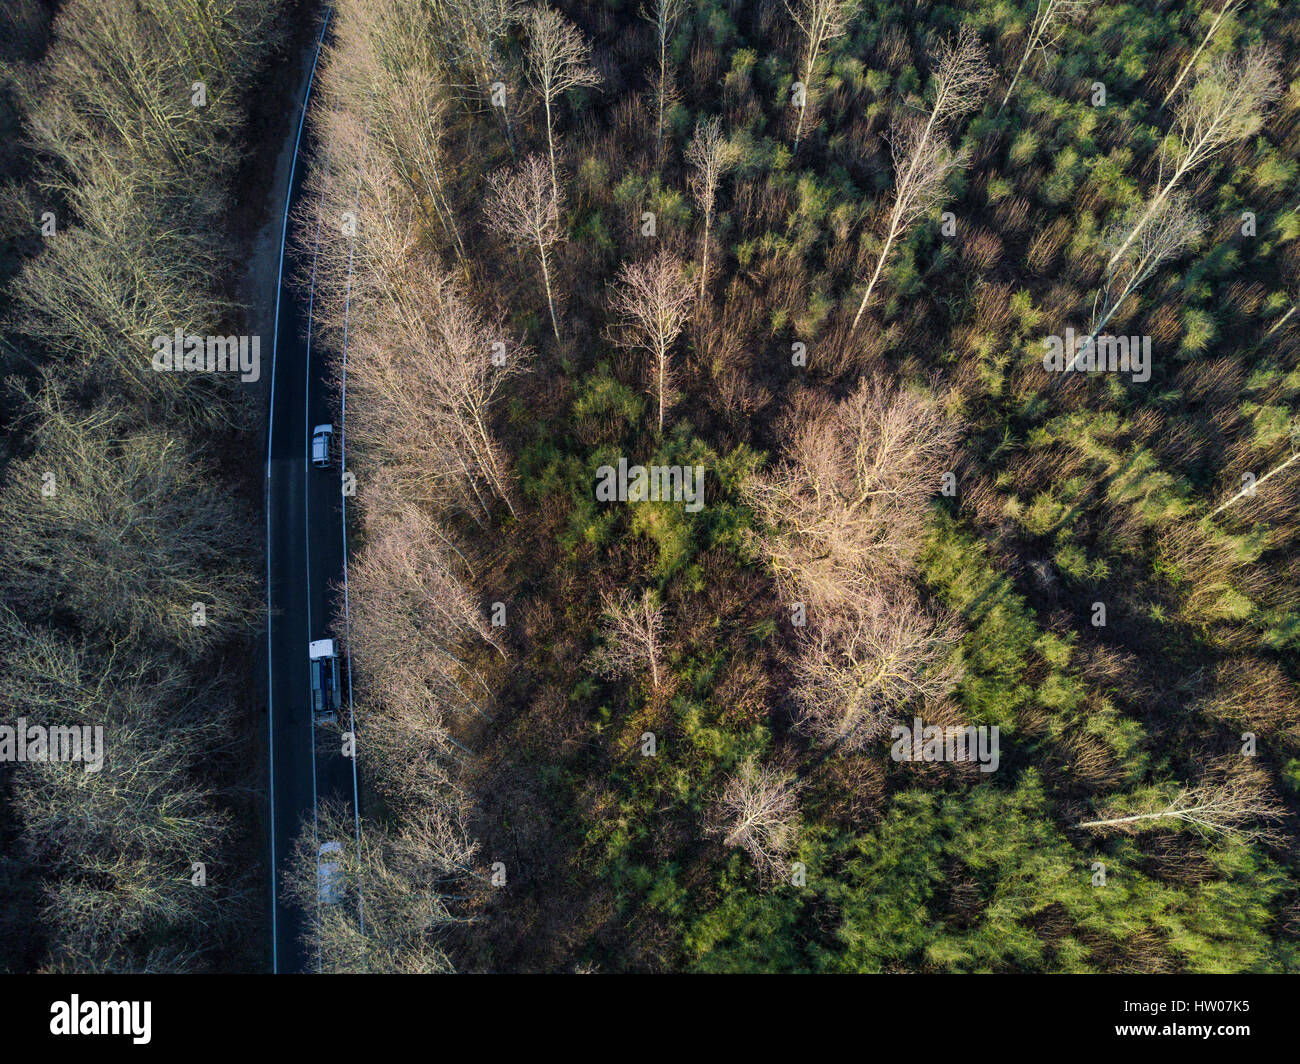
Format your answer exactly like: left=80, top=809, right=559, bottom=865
left=1209, top=416, right=1300, bottom=518
left=1159, top=0, right=1244, bottom=113
left=7, top=205, right=238, bottom=420
left=450, top=0, right=526, bottom=153
left=686, top=117, right=739, bottom=303
left=321, top=0, right=467, bottom=257
left=913, top=25, right=996, bottom=154
left=14, top=2, right=254, bottom=421
left=335, top=255, right=532, bottom=520
left=744, top=379, right=961, bottom=611
left=591, top=588, right=665, bottom=691
left=784, top=0, right=857, bottom=152
left=1074, top=192, right=1205, bottom=361
left=299, top=116, right=526, bottom=524
left=0, top=0, right=288, bottom=973
left=1077, top=759, right=1285, bottom=842
left=286, top=802, right=478, bottom=973
left=346, top=500, right=505, bottom=726
left=643, top=0, right=688, bottom=164
left=792, top=596, right=963, bottom=750
left=1107, top=44, right=1281, bottom=272
left=850, top=117, right=967, bottom=331
left=524, top=4, right=601, bottom=205
left=850, top=27, right=993, bottom=329
left=384, top=72, right=466, bottom=258
left=608, top=250, right=696, bottom=433
left=996, top=0, right=1093, bottom=118
left=1, top=607, right=246, bottom=971
left=485, top=154, right=565, bottom=342
left=20, top=0, right=279, bottom=228
left=1265, top=298, right=1295, bottom=338
left=342, top=489, right=497, bottom=805
left=708, top=758, right=800, bottom=881
left=0, top=388, right=257, bottom=650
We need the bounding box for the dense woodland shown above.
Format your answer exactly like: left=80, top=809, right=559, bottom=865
left=0, top=0, right=295, bottom=970
left=2, top=0, right=1300, bottom=973
left=295, top=0, right=1300, bottom=972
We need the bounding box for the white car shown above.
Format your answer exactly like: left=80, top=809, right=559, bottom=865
left=317, top=841, right=344, bottom=905
left=311, top=423, right=333, bottom=468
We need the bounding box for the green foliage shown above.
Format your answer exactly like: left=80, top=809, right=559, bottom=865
left=307, top=0, right=1300, bottom=977
left=688, top=774, right=1291, bottom=973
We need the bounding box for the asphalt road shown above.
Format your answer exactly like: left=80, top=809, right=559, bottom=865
left=266, top=10, right=359, bottom=974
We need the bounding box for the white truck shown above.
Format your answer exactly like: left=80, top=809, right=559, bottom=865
left=317, top=841, right=344, bottom=905
left=309, top=638, right=341, bottom=724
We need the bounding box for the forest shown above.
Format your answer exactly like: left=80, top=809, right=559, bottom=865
left=0, top=0, right=295, bottom=971
left=1, top=0, right=1299, bottom=974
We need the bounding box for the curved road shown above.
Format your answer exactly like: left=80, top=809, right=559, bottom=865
left=265, top=9, right=360, bottom=974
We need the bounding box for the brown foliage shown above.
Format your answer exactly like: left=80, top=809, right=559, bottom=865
left=707, top=757, right=801, bottom=882
left=745, top=377, right=962, bottom=610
